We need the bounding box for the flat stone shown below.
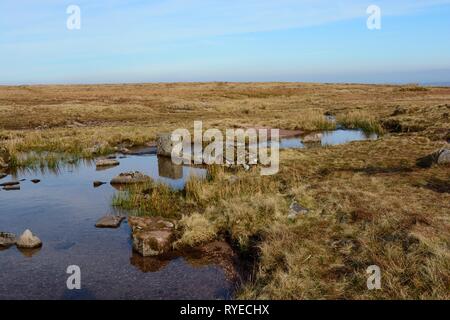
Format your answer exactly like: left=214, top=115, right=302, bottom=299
left=0, top=181, right=19, bottom=187
left=95, top=215, right=125, bottom=228
left=31, top=179, right=41, bottom=184
left=110, top=171, right=152, bottom=185
left=288, top=201, right=309, bottom=220
left=95, top=159, right=120, bottom=167
left=0, top=232, right=16, bottom=248
left=128, top=216, right=175, bottom=257
left=16, top=229, right=42, bottom=249
left=3, top=185, right=20, bottom=191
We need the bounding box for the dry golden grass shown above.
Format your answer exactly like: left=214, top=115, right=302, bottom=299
left=1, top=82, right=449, bottom=299
left=174, top=213, right=218, bottom=248
left=1, top=83, right=449, bottom=161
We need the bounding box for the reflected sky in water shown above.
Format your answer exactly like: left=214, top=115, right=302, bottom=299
left=0, top=155, right=234, bottom=300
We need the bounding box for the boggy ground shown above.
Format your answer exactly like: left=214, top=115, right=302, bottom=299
left=1, top=82, right=449, bottom=299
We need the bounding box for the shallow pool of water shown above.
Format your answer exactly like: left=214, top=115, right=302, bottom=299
left=279, top=129, right=378, bottom=149
left=0, top=129, right=377, bottom=300
left=0, top=155, right=236, bottom=300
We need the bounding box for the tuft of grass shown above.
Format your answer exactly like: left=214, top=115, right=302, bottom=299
left=174, top=212, right=218, bottom=248
left=112, top=181, right=183, bottom=218
left=284, top=109, right=337, bottom=131
left=337, top=110, right=384, bottom=135
left=208, top=194, right=286, bottom=250
left=398, top=85, right=429, bottom=92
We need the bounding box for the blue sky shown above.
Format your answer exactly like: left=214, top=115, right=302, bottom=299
left=1, top=0, right=450, bottom=84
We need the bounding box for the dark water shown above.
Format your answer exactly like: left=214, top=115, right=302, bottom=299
left=0, top=130, right=377, bottom=300
left=0, top=155, right=235, bottom=300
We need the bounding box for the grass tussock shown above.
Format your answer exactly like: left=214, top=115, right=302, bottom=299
left=286, top=109, right=337, bottom=131
left=174, top=212, right=218, bottom=248
left=337, top=111, right=384, bottom=135
left=112, top=181, right=183, bottom=218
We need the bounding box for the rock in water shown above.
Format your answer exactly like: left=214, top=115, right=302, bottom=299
left=3, top=185, right=20, bottom=191
left=128, top=216, right=175, bottom=257
left=95, top=215, right=125, bottom=228
left=93, top=181, right=106, bottom=188
left=0, top=232, right=16, bottom=248
left=31, top=179, right=41, bottom=184
left=0, top=181, right=19, bottom=187
left=302, top=133, right=323, bottom=143
left=95, top=158, right=120, bottom=168
left=16, top=230, right=42, bottom=249
left=156, top=133, right=175, bottom=157
left=110, top=171, right=152, bottom=185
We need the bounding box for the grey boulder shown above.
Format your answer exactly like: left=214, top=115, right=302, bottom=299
left=95, top=215, right=125, bottom=228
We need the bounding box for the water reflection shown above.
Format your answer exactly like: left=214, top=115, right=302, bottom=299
left=279, top=129, right=378, bottom=149
left=255, top=129, right=377, bottom=150
left=0, top=153, right=228, bottom=300
left=158, top=156, right=183, bottom=180
left=17, top=246, right=42, bottom=258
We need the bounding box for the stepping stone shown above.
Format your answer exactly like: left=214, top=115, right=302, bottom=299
left=3, top=185, right=20, bottom=191
left=0, top=181, right=19, bottom=187
left=31, top=179, right=41, bottom=184
left=95, top=215, right=125, bottom=228
left=0, top=232, right=16, bottom=248
left=110, top=171, right=151, bottom=185
left=95, top=159, right=120, bottom=167
left=128, top=216, right=175, bottom=257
